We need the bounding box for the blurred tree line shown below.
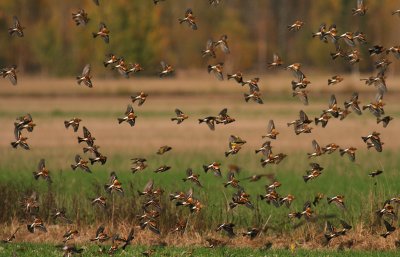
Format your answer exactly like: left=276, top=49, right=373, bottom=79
left=0, top=0, right=399, bottom=76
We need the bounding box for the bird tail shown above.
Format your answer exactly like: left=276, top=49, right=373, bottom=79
left=328, top=79, right=333, bottom=85
left=229, top=202, right=237, bottom=209
left=33, top=172, right=40, bottom=180
left=260, top=159, right=267, bottom=167
left=64, top=121, right=70, bottom=129
left=330, top=53, right=339, bottom=60
left=376, top=117, right=382, bottom=124
left=207, top=65, right=212, bottom=73
left=344, top=101, right=350, bottom=108
left=227, top=74, right=233, bottom=80
left=339, top=149, right=345, bottom=156
left=103, top=62, right=109, bottom=67
left=291, top=81, right=298, bottom=91
left=224, top=151, right=230, bottom=157
left=314, top=118, right=320, bottom=125
left=178, top=18, right=184, bottom=24
left=244, top=94, right=250, bottom=102
left=27, top=225, right=34, bottom=233
left=198, top=119, right=204, bottom=124
left=10, top=141, right=18, bottom=148
left=92, top=32, right=98, bottom=38
left=302, top=175, right=310, bottom=183
left=89, top=158, right=96, bottom=165
left=117, top=118, right=125, bottom=124
left=71, top=164, right=77, bottom=170
left=259, top=195, right=265, bottom=200
left=361, top=136, right=369, bottom=142
left=362, top=106, right=368, bottom=110
left=327, top=197, right=332, bottom=204
left=77, top=137, right=84, bottom=143
left=202, top=165, right=209, bottom=172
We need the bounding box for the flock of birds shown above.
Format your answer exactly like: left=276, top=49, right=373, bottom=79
left=1, top=0, right=400, bottom=256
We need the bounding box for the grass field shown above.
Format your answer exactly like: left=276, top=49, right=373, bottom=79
left=2, top=243, right=400, bottom=257
left=0, top=76, right=399, bottom=255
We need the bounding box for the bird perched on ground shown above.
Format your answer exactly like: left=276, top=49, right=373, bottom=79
left=71, top=154, right=91, bottom=173
left=8, top=16, right=24, bottom=37
left=72, top=9, right=89, bottom=26
left=76, top=64, right=92, bottom=88
left=117, top=104, right=137, bottom=127
left=287, top=20, right=304, bottom=31
left=64, top=118, right=82, bottom=132
left=159, top=61, right=174, bottom=77
left=171, top=109, right=188, bottom=124
left=1, top=65, right=18, bottom=85
left=92, top=22, right=109, bottom=43
left=208, top=63, right=224, bottom=80
left=178, top=8, right=197, bottom=30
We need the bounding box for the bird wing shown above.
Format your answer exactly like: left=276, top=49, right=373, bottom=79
left=96, top=225, right=105, bottom=237
left=144, top=179, right=154, bottom=192
left=75, top=154, right=82, bottom=163
left=267, top=120, right=275, bottom=133
left=329, top=94, right=337, bottom=108
left=312, top=140, right=321, bottom=153
left=125, top=104, right=134, bottom=115
left=175, top=108, right=183, bottom=116
left=82, top=64, right=91, bottom=77
left=38, top=159, right=45, bottom=170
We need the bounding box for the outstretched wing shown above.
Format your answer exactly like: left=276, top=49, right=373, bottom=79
left=82, top=64, right=91, bottom=77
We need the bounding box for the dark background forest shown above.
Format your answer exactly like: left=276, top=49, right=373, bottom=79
left=0, top=0, right=399, bottom=76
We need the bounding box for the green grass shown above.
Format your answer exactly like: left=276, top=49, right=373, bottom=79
left=0, top=149, right=398, bottom=232
left=1, top=243, right=399, bottom=257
